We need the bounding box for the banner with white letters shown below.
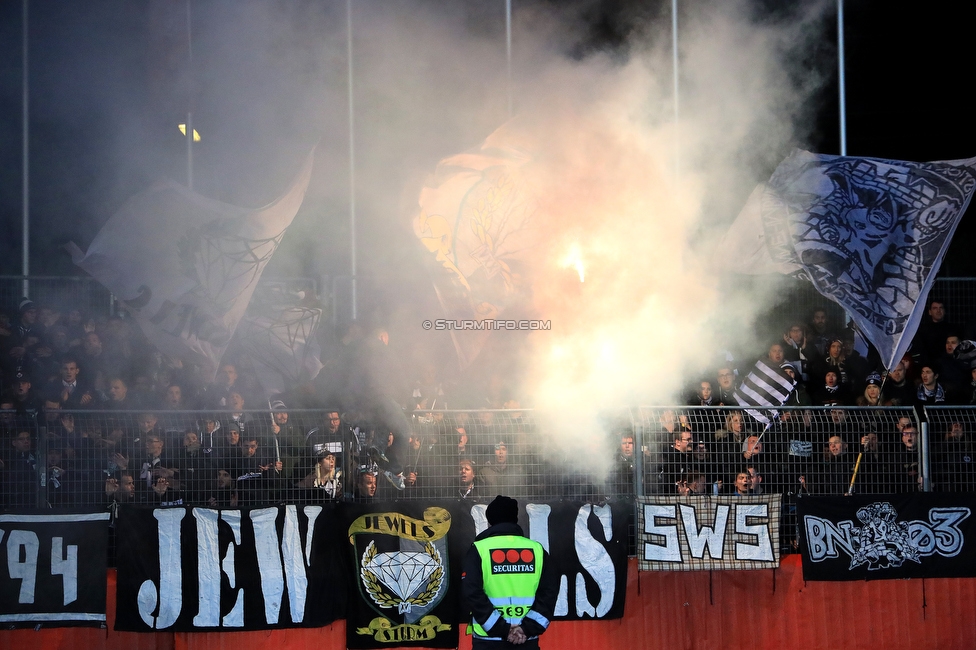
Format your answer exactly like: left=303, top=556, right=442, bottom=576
left=0, top=511, right=110, bottom=627
left=797, top=493, right=976, bottom=581
left=637, top=495, right=782, bottom=571
left=114, top=500, right=628, bottom=634
left=114, top=504, right=347, bottom=631
left=342, top=500, right=629, bottom=648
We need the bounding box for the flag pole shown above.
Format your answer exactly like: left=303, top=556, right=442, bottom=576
left=837, top=0, right=847, bottom=156
left=671, top=0, right=680, bottom=182
left=838, top=0, right=858, bottom=338
left=186, top=0, right=194, bottom=191
left=846, top=451, right=862, bottom=495
left=506, top=0, right=512, bottom=118
left=22, top=0, right=30, bottom=299
left=347, top=0, right=357, bottom=322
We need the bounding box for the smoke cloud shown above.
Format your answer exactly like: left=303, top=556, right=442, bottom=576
left=496, top=2, right=831, bottom=470
left=4, top=1, right=833, bottom=474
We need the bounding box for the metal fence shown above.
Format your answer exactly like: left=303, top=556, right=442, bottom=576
left=932, top=277, right=976, bottom=333
left=0, top=405, right=941, bottom=556
left=4, top=274, right=974, bottom=345
left=0, top=275, right=322, bottom=322
left=921, top=406, right=976, bottom=492
left=0, top=276, right=114, bottom=319
left=632, top=406, right=922, bottom=552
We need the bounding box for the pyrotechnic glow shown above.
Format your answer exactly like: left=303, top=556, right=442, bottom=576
left=407, top=1, right=825, bottom=481
left=561, top=244, right=586, bottom=283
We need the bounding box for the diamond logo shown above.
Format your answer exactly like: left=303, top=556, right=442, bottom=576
left=366, top=551, right=440, bottom=600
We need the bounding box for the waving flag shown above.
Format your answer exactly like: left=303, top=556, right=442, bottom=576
left=233, top=287, right=324, bottom=395
left=67, top=151, right=314, bottom=378
left=413, top=123, right=542, bottom=369
left=734, top=358, right=797, bottom=426
left=725, top=150, right=976, bottom=370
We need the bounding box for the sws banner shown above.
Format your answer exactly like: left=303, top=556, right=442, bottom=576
left=342, top=500, right=629, bottom=649
left=0, top=512, right=110, bottom=627
left=637, top=495, right=782, bottom=571
left=115, top=505, right=346, bottom=631
left=797, top=493, right=975, bottom=581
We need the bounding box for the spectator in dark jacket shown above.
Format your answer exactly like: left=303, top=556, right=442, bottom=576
left=3, top=428, right=39, bottom=507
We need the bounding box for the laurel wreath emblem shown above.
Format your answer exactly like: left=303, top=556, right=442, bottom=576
left=361, top=541, right=444, bottom=610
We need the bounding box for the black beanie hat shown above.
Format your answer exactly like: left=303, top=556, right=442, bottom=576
left=486, top=495, right=519, bottom=526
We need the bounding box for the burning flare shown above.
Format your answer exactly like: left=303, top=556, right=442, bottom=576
left=562, top=244, right=585, bottom=283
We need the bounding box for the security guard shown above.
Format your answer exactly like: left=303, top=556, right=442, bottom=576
left=462, top=495, right=558, bottom=649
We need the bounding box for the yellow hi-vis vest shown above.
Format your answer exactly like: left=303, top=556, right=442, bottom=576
left=470, top=535, right=545, bottom=640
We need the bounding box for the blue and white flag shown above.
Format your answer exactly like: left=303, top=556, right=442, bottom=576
left=725, top=150, right=976, bottom=370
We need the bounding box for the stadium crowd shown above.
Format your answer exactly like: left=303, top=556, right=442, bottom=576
left=629, top=298, right=976, bottom=499
left=1, top=295, right=975, bottom=517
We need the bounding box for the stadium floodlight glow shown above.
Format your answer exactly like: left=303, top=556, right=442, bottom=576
left=178, top=124, right=201, bottom=141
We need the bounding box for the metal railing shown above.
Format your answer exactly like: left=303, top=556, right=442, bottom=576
left=0, top=275, right=113, bottom=318
left=0, top=275, right=322, bottom=320
left=922, top=406, right=976, bottom=492
left=1, top=405, right=942, bottom=556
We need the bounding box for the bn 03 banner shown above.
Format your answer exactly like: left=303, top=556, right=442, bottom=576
left=637, top=495, right=782, bottom=571
left=0, top=511, right=110, bottom=627
left=115, top=505, right=347, bottom=631
left=342, top=500, right=630, bottom=649
left=797, top=493, right=976, bottom=581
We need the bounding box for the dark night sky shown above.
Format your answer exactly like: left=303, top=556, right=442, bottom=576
left=2, top=0, right=975, bottom=291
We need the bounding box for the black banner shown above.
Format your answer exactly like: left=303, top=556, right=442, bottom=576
left=797, top=493, right=976, bottom=581
left=115, top=505, right=347, bottom=631
left=524, top=501, right=628, bottom=620
left=343, top=500, right=630, bottom=649
left=114, top=500, right=629, bottom=635
left=343, top=502, right=465, bottom=648
left=0, top=511, right=110, bottom=627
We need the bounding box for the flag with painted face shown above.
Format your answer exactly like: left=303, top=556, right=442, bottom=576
left=725, top=149, right=976, bottom=371
left=413, top=123, right=543, bottom=369
left=67, top=151, right=314, bottom=379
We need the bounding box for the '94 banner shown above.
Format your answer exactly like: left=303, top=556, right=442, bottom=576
left=0, top=512, right=110, bottom=627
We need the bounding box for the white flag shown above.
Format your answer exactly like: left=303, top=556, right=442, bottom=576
left=234, top=301, right=323, bottom=395
left=67, top=151, right=314, bottom=378
left=725, top=149, right=976, bottom=370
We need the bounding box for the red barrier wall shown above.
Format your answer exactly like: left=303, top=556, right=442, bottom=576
left=3, top=557, right=974, bottom=650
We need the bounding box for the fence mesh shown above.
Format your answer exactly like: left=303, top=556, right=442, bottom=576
left=633, top=406, right=921, bottom=552
left=0, top=405, right=943, bottom=556
left=923, top=406, right=976, bottom=492
left=0, top=276, right=114, bottom=320
left=932, top=277, right=976, bottom=333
